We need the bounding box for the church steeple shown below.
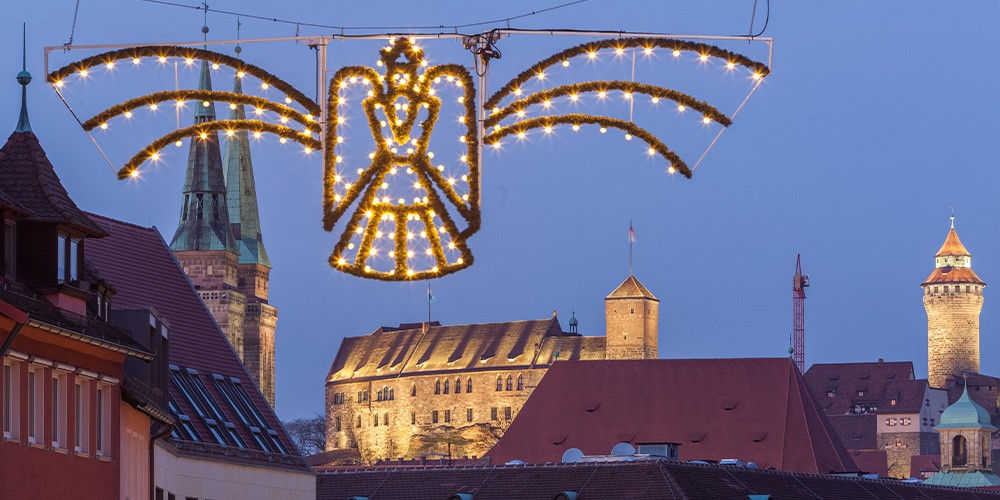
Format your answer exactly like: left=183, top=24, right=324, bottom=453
left=16, top=24, right=32, bottom=133
left=168, top=55, right=238, bottom=254
left=223, top=72, right=270, bottom=267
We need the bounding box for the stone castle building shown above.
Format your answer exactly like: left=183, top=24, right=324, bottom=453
left=170, top=59, right=278, bottom=405
left=324, top=274, right=659, bottom=462
left=923, top=218, right=985, bottom=390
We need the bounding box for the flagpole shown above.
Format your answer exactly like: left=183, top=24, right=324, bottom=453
left=427, top=282, right=431, bottom=324
left=629, top=220, right=633, bottom=276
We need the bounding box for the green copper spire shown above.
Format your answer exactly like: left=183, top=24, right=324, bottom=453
left=169, top=51, right=239, bottom=254
left=223, top=74, right=271, bottom=267
left=15, top=23, right=32, bottom=133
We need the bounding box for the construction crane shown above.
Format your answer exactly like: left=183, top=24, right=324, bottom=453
left=791, top=254, right=809, bottom=372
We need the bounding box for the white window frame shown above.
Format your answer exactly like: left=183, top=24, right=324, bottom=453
left=95, top=383, right=111, bottom=457
left=52, top=373, right=66, bottom=449
left=27, top=368, right=42, bottom=444
left=75, top=380, right=90, bottom=453
left=3, top=360, right=19, bottom=439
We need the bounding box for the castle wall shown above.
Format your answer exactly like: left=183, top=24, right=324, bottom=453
left=606, top=297, right=658, bottom=360
left=325, top=368, right=546, bottom=462
left=924, top=286, right=983, bottom=388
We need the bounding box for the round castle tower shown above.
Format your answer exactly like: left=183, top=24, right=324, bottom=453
left=922, top=217, right=986, bottom=389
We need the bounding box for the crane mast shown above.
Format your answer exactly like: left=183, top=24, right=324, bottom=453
left=792, top=254, right=809, bottom=372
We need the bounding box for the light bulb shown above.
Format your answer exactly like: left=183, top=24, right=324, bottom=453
left=752, top=72, right=763, bottom=80
left=514, top=88, right=523, bottom=96
left=615, top=48, right=624, bottom=56
left=211, top=63, right=220, bottom=70
left=648, top=148, right=656, bottom=156
left=699, top=54, right=709, bottom=62
left=536, top=71, right=545, bottom=80
left=643, top=47, right=653, bottom=55
left=129, top=170, right=140, bottom=178
left=702, top=116, right=711, bottom=124
left=132, top=58, right=141, bottom=65
left=149, top=104, right=158, bottom=110
left=624, top=134, right=632, bottom=141
left=253, top=131, right=262, bottom=139
left=100, top=123, right=108, bottom=130
left=587, top=51, right=597, bottom=59
left=677, top=104, right=686, bottom=112
left=562, top=60, right=570, bottom=67
left=651, top=97, right=660, bottom=104
left=672, top=49, right=681, bottom=57
left=726, top=61, right=736, bottom=69
left=279, top=137, right=287, bottom=144
left=175, top=140, right=183, bottom=147
left=600, top=127, right=607, bottom=134
left=229, top=103, right=237, bottom=110
left=199, top=132, right=208, bottom=139
left=236, top=71, right=245, bottom=78
left=668, top=166, right=677, bottom=174
left=105, top=62, right=115, bottom=70
left=184, top=58, right=194, bottom=65
left=572, top=124, right=580, bottom=131
left=78, top=69, right=89, bottom=77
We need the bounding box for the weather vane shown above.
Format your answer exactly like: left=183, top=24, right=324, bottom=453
left=47, top=33, right=769, bottom=281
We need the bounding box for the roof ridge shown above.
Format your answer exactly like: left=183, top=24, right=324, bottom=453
left=85, top=211, right=158, bottom=232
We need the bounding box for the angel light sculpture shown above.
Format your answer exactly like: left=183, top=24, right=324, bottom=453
left=48, top=36, right=769, bottom=281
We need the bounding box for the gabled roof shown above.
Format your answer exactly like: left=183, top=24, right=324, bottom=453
left=0, top=131, right=106, bottom=236
left=605, top=275, right=658, bottom=300
left=84, top=213, right=308, bottom=472
left=803, top=361, right=920, bottom=415
left=327, top=318, right=605, bottom=383
left=936, top=228, right=972, bottom=257
left=488, top=358, right=855, bottom=474
left=911, top=455, right=941, bottom=479
left=316, top=459, right=1000, bottom=500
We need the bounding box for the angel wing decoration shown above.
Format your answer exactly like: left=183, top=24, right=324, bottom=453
left=47, top=35, right=769, bottom=282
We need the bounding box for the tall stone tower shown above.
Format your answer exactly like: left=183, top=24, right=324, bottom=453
left=605, top=275, right=659, bottom=359
left=170, top=59, right=247, bottom=362
left=923, top=217, right=985, bottom=389
left=224, top=70, right=278, bottom=406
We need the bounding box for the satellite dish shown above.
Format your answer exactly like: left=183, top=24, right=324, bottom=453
left=561, top=448, right=585, bottom=463
left=611, top=442, right=636, bottom=457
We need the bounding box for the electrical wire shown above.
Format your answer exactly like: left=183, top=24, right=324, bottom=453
left=747, top=0, right=770, bottom=38
left=139, top=0, right=591, bottom=33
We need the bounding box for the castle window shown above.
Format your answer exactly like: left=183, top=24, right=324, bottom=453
left=954, top=435, right=968, bottom=466
left=922, top=417, right=928, bottom=426
left=444, top=410, right=451, bottom=423
left=435, top=380, right=441, bottom=395
left=934, top=286, right=938, bottom=293
left=384, top=413, right=389, bottom=426
left=631, top=308, right=634, bottom=314
left=335, top=416, right=341, bottom=432
left=944, top=286, right=949, bottom=293
left=377, top=389, right=383, bottom=401
left=496, top=376, right=503, bottom=392
left=890, top=399, right=896, bottom=406
left=491, top=407, right=498, bottom=421
left=357, top=416, right=361, bottom=428
left=389, top=388, right=394, bottom=400
left=467, top=377, right=473, bottom=393
left=454, top=378, right=462, bottom=394
left=857, top=390, right=865, bottom=397
left=930, top=418, right=935, bottom=426
left=517, top=374, right=524, bottom=391
left=411, top=384, right=416, bottom=397
left=967, top=285, right=971, bottom=293
left=506, top=375, right=513, bottom=391
left=826, top=390, right=835, bottom=398
left=504, top=407, right=512, bottom=420
left=363, top=391, right=369, bottom=402
left=443, top=380, right=450, bottom=394
left=374, top=415, right=378, bottom=426
left=358, top=392, right=362, bottom=403
left=467, top=408, right=473, bottom=422
left=411, top=412, right=416, bottom=424
left=432, top=410, right=439, bottom=423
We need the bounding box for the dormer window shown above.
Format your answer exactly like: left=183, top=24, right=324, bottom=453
left=57, top=233, right=80, bottom=283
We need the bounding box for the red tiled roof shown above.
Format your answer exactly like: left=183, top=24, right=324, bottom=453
left=0, top=187, right=29, bottom=215
left=936, top=228, right=972, bottom=257
left=316, top=459, right=1000, bottom=500
left=851, top=450, right=889, bottom=476
left=0, top=132, right=105, bottom=236
left=487, top=358, right=855, bottom=473
left=605, top=274, right=658, bottom=300
left=83, top=213, right=307, bottom=471
left=911, top=454, right=941, bottom=479
left=828, top=414, right=878, bottom=450
left=804, top=361, right=918, bottom=415
left=923, top=267, right=985, bottom=285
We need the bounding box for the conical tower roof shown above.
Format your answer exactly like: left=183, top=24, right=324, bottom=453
left=606, top=275, right=658, bottom=301
left=223, top=76, right=270, bottom=267
left=168, top=60, right=239, bottom=253
left=936, top=227, right=971, bottom=258
left=936, top=383, right=996, bottom=430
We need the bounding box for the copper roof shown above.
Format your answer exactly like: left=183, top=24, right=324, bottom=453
left=84, top=214, right=308, bottom=471
left=605, top=275, right=658, bottom=300
left=923, top=267, right=985, bottom=286
left=936, top=228, right=971, bottom=257
left=488, top=358, right=855, bottom=474
left=327, top=318, right=605, bottom=383
left=0, top=131, right=106, bottom=236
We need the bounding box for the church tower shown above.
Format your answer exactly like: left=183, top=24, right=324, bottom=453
left=605, top=275, right=659, bottom=359
left=924, top=383, right=1000, bottom=486
left=169, top=56, right=247, bottom=361
left=224, top=63, right=278, bottom=406
left=923, top=217, right=985, bottom=389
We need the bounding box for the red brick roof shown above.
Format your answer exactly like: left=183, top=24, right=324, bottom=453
left=911, top=454, right=941, bottom=479
left=487, top=358, right=855, bottom=473
left=923, top=267, right=985, bottom=286
left=828, top=414, right=878, bottom=450
left=804, top=361, right=919, bottom=415
left=936, top=228, right=972, bottom=257
left=851, top=450, right=889, bottom=477
left=0, top=132, right=105, bottom=236
left=316, top=459, right=1000, bottom=500
left=83, top=214, right=307, bottom=471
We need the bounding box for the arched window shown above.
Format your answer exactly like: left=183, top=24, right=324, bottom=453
left=444, top=379, right=450, bottom=394
left=954, top=435, right=968, bottom=467
left=363, top=390, right=369, bottom=401
left=377, top=389, right=383, bottom=401
left=383, top=413, right=389, bottom=426
left=517, top=374, right=525, bottom=391
left=357, top=415, right=362, bottom=428
left=455, top=378, right=462, bottom=394
left=506, top=375, right=513, bottom=391
left=383, top=386, right=389, bottom=400
left=389, top=388, right=394, bottom=400
left=358, top=391, right=363, bottom=403
left=411, top=383, right=417, bottom=397
left=467, top=377, right=473, bottom=393
left=496, top=376, right=503, bottom=391
left=435, top=379, right=441, bottom=395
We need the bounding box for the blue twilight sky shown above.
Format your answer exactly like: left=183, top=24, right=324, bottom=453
left=5, top=1, right=1000, bottom=420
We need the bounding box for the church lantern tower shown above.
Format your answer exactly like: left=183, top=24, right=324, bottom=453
left=922, top=216, right=985, bottom=389
left=169, top=54, right=247, bottom=361
left=223, top=55, right=278, bottom=406
left=924, top=383, right=1000, bottom=486
left=605, top=275, right=659, bottom=359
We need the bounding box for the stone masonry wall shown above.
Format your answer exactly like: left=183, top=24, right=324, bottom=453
left=244, top=302, right=277, bottom=406
left=924, top=287, right=983, bottom=389
left=606, top=297, right=658, bottom=360
left=878, top=431, right=939, bottom=478
left=326, top=368, right=546, bottom=462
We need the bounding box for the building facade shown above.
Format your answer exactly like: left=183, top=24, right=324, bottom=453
left=324, top=275, right=660, bottom=462
left=923, top=219, right=985, bottom=389
left=169, top=59, right=278, bottom=406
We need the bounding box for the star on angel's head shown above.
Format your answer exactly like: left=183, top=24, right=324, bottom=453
left=379, top=37, right=424, bottom=74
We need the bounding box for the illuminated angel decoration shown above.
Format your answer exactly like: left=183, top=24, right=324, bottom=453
left=47, top=36, right=769, bottom=281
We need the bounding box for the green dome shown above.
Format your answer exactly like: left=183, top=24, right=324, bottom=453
left=937, top=384, right=996, bottom=430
